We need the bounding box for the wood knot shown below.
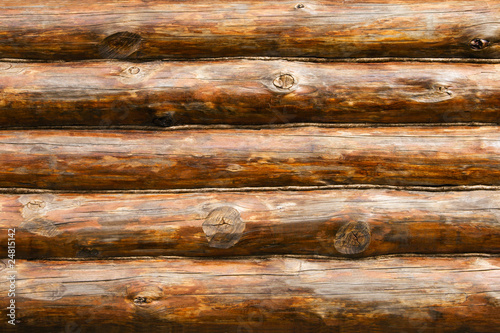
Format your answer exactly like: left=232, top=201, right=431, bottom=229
left=26, top=200, right=46, bottom=210
left=153, top=113, right=175, bottom=127
left=134, top=296, right=150, bottom=305
left=295, top=3, right=305, bottom=9
left=334, top=221, right=371, bottom=255
left=469, top=38, right=490, bottom=50
left=202, top=206, right=245, bottom=249
left=98, top=31, right=142, bottom=59
left=76, top=247, right=100, bottom=258
left=273, top=74, right=296, bottom=90
left=127, top=282, right=163, bottom=306
left=128, top=66, right=141, bottom=75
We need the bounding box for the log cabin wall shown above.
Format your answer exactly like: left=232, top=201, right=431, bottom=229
left=0, top=1, right=499, bottom=332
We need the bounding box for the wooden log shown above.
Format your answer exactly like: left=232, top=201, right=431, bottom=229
left=0, top=0, right=499, bottom=60
left=1, top=189, right=499, bottom=259
left=1, top=61, right=500, bottom=127
left=1, top=127, right=500, bottom=190
left=1, top=256, right=498, bottom=332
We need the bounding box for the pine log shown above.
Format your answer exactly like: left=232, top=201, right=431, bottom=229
left=1, top=256, right=498, bottom=332
left=1, top=127, right=500, bottom=190
left=0, top=0, right=499, bottom=60
left=1, top=61, right=500, bottom=127
left=0, top=189, right=499, bottom=259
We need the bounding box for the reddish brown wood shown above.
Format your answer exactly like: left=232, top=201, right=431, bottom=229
left=0, top=189, right=499, bottom=259
left=0, top=127, right=500, bottom=190
left=0, top=0, right=499, bottom=60
left=1, top=61, right=500, bottom=127
left=1, top=256, right=498, bottom=332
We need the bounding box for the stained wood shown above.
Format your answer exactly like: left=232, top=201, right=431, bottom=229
left=0, top=0, right=499, bottom=60
left=1, top=61, right=500, bottom=127
left=1, top=256, right=498, bottom=332
left=1, top=189, right=499, bottom=259
left=1, top=127, right=500, bottom=189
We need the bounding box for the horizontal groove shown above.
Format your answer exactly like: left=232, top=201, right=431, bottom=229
left=23, top=253, right=500, bottom=262
left=2, top=56, right=500, bottom=65
left=3, top=184, right=500, bottom=195
left=1, top=122, right=500, bottom=132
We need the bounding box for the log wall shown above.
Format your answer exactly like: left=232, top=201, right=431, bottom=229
left=1, top=1, right=499, bottom=332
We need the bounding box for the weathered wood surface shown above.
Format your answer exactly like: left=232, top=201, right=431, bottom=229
left=1, top=127, right=500, bottom=190
left=1, top=61, right=500, bottom=127
left=1, top=189, right=499, bottom=259
left=1, top=256, right=498, bottom=332
left=0, top=0, right=499, bottom=60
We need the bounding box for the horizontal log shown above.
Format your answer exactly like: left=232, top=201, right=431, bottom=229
left=1, top=127, right=500, bottom=189
left=1, top=256, right=498, bottom=332
left=1, top=189, right=499, bottom=259
left=1, top=61, right=500, bottom=127
left=0, top=0, right=499, bottom=60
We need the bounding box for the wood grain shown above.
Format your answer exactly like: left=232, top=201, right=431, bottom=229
left=1, top=60, right=500, bottom=127
left=0, top=0, right=499, bottom=60
left=1, top=256, right=498, bottom=332
left=1, top=127, right=500, bottom=190
left=1, top=189, right=499, bottom=259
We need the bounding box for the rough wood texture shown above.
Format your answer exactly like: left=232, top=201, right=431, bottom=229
left=1, top=127, right=500, bottom=190
left=1, top=61, right=500, bottom=127
left=1, top=189, right=499, bottom=259
left=0, top=0, right=499, bottom=60
left=1, top=256, right=498, bottom=332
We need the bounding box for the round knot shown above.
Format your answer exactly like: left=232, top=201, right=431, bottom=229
left=202, top=206, right=245, bottom=249
left=273, top=74, right=296, bottom=90
left=334, top=221, right=371, bottom=255
left=469, top=38, right=490, bottom=50
left=128, top=66, right=140, bottom=75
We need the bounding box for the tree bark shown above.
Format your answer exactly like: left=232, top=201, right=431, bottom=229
left=0, top=189, right=499, bottom=259
left=1, top=127, right=500, bottom=190
left=1, top=256, right=498, bottom=332
left=1, top=60, right=499, bottom=127
left=0, top=0, right=498, bottom=60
